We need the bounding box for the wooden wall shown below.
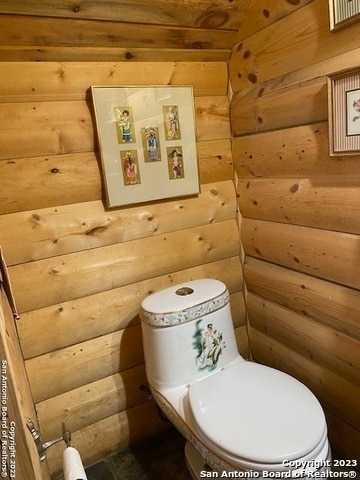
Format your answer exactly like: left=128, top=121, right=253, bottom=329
left=230, top=0, right=360, bottom=462
left=0, top=60, right=248, bottom=477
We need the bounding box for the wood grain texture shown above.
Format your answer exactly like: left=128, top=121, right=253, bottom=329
left=9, top=220, right=239, bottom=312
left=0, top=0, right=243, bottom=30
left=248, top=292, right=360, bottom=386
left=233, top=122, right=360, bottom=179
left=242, top=218, right=360, bottom=290
left=237, top=176, right=360, bottom=234
left=244, top=257, right=360, bottom=340
left=0, top=180, right=236, bottom=264
left=0, top=62, right=228, bottom=102
left=18, top=257, right=243, bottom=360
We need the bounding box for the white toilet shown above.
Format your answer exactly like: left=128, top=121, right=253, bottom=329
left=140, top=279, right=332, bottom=479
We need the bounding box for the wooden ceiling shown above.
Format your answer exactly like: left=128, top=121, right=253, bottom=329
left=0, top=1, right=314, bottom=62
left=0, top=0, right=247, bottom=62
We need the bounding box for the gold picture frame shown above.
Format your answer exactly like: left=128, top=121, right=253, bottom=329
left=329, top=0, right=360, bottom=31
left=328, top=69, right=360, bottom=155
left=91, top=85, right=199, bottom=208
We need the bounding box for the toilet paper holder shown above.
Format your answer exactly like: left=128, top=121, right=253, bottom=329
left=26, top=418, right=71, bottom=461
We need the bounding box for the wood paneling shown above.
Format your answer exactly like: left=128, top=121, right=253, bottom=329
left=244, top=257, right=360, bottom=340
left=0, top=0, right=242, bottom=30
left=229, top=0, right=360, bottom=93
left=237, top=176, right=360, bottom=234
left=233, top=122, right=360, bottom=179
left=0, top=15, right=236, bottom=50
left=18, top=257, right=243, bottom=360
left=0, top=95, right=229, bottom=161
left=0, top=288, right=51, bottom=480
left=10, top=220, right=239, bottom=312
left=0, top=62, right=228, bottom=103
left=248, top=293, right=360, bottom=386
left=0, top=55, right=242, bottom=476
left=231, top=0, right=360, bottom=462
left=1, top=180, right=235, bottom=264
left=242, top=218, right=360, bottom=290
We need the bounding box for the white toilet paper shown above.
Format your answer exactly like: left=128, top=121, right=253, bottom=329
left=63, top=447, right=88, bottom=480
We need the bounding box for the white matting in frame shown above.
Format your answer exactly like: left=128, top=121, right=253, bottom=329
left=91, top=85, right=200, bottom=208
left=328, top=70, right=360, bottom=155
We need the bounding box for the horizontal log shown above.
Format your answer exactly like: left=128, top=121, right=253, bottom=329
left=10, top=219, right=239, bottom=312
left=0, top=100, right=93, bottom=159
left=229, top=0, right=360, bottom=92
left=231, top=76, right=327, bottom=136
left=1, top=180, right=236, bottom=264
left=0, top=46, right=230, bottom=63
left=198, top=139, right=233, bottom=184
left=235, top=324, right=250, bottom=359
left=0, top=62, right=228, bottom=103
left=46, top=401, right=167, bottom=477
left=0, top=15, right=236, bottom=50
left=250, top=329, right=360, bottom=430
left=325, top=409, right=360, bottom=461
left=18, top=257, right=243, bottom=359
left=248, top=293, right=360, bottom=386
left=233, top=122, right=360, bottom=178
left=0, top=140, right=232, bottom=215
left=0, top=96, right=229, bottom=160
left=36, top=364, right=148, bottom=442
left=26, top=324, right=144, bottom=403
left=235, top=0, right=314, bottom=42
left=237, top=176, right=360, bottom=234
left=230, top=45, right=360, bottom=112
left=0, top=0, right=242, bottom=30
left=242, top=218, right=360, bottom=290
left=244, top=257, right=360, bottom=340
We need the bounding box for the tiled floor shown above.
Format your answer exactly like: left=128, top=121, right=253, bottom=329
left=84, top=427, right=359, bottom=480
left=85, top=427, right=192, bottom=480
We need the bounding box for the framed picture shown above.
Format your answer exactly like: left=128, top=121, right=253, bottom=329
left=91, top=85, right=199, bottom=208
left=329, top=0, right=360, bottom=31
left=328, top=69, right=360, bottom=155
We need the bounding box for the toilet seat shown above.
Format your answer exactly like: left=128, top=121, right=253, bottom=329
left=188, top=362, right=327, bottom=467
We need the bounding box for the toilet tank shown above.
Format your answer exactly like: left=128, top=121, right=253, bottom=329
left=140, top=279, right=242, bottom=391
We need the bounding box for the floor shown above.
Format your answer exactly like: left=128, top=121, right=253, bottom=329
left=84, top=427, right=193, bottom=480
left=84, top=427, right=359, bottom=480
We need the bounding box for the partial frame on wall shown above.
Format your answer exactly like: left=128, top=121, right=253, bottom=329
left=328, top=69, right=360, bottom=155
left=329, top=0, right=360, bottom=31
left=91, top=85, right=199, bottom=208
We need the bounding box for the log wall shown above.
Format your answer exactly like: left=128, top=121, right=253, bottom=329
left=0, top=60, right=247, bottom=477
left=229, top=0, right=360, bottom=462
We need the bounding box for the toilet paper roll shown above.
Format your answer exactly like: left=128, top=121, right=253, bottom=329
left=63, top=447, right=88, bottom=480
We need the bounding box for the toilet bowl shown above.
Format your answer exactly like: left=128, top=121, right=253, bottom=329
left=140, top=279, right=332, bottom=479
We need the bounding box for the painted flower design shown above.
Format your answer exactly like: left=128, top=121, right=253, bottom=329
left=352, top=98, right=360, bottom=122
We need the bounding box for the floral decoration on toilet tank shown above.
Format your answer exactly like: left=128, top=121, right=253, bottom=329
left=193, top=320, right=226, bottom=371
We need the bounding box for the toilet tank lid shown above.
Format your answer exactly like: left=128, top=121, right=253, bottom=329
left=140, top=279, right=229, bottom=327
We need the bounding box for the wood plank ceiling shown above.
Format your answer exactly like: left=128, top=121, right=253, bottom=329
left=0, top=0, right=247, bottom=62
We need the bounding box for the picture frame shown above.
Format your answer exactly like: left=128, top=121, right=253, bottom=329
left=328, top=69, right=360, bottom=155
left=329, top=0, right=360, bottom=31
left=91, top=85, right=199, bottom=208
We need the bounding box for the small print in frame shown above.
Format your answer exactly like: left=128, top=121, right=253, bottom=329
left=122, top=150, right=141, bottom=186
left=163, top=105, right=181, bottom=140
left=114, top=107, right=135, bottom=144
left=141, top=127, right=161, bottom=162
left=167, top=147, right=184, bottom=180
left=328, top=69, right=360, bottom=155
left=346, top=88, right=360, bottom=136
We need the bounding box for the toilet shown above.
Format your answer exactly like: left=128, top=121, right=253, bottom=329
left=139, top=279, right=332, bottom=479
